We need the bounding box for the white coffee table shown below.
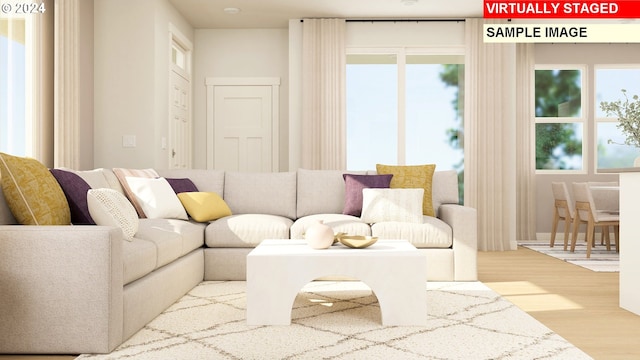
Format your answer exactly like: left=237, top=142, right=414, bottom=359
left=246, top=239, right=427, bottom=326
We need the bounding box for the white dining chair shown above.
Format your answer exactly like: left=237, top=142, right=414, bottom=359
left=550, top=182, right=575, bottom=250
left=571, top=182, right=619, bottom=258
left=588, top=181, right=619, bottom=245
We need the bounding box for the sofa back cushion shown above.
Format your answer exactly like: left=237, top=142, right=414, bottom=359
left=69, top=168, right=124, bottom=194
left=0, top=183, right=17, bottom=225
left=432, top=170, right=459, bottom=214
left=224, top=171, right=297, bottom=219
left=296, top=169, right=367, bottom=218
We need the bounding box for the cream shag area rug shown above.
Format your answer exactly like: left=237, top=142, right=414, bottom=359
left=78, top=281, right=592, bottom=360
left=520, top=241, right=619, bottom=272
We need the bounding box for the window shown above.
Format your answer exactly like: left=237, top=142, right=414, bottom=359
left=0, top=17, right=27, bottom=156
left=346, top=50, right=464, bottom=180
left=534, top=67, right=585, bottom=172
left=595, top=67, right=640, bottom=169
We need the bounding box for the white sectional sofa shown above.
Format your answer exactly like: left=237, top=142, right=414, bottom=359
left=0, top=167, right=477, bottom=354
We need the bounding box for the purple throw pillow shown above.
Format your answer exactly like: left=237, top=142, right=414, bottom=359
left=50, top=169, right=95, bottom=225
left=342, top=174, right=393, bottom=217
left=166, top=178, right=199, bottom=194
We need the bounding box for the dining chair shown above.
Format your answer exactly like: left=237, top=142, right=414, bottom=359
left=588, top=181, right=619, bottom=245
left=550, top=182, right=575, bottom=250
left=571, top=182, right=619, bottom=258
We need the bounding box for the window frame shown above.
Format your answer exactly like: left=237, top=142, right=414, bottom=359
left=345, top=46, right=465, bottom=168
left=534, top=64, right=588, bottom=175
left=0, top=11, right=45, bottom=159
left=593, top=64, right=640, bottom=173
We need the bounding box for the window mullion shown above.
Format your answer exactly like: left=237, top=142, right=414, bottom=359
left=397, top=49, right=406, bottom=165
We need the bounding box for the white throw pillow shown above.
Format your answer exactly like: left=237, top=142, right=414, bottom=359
left=87, top=188, right=139, bottom=241
left=361, top=188, right=424, bottom=224
left=125, top=176, right=188, bottom=220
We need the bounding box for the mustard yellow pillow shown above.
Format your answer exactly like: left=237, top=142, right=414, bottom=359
left=177, top=192, right=232, bottom=222
left=0, top=152, right=71, bottom=225
left=376, top=164, right=436, bottom=217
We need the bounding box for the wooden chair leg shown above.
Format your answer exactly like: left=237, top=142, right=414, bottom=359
left=586, top=222, right=595, bottom=258
left=550, top=208, right=559, bottom=247
left=614, top=225, right=620, bottom=253
left=563, top=216, right=571, bottom=251
left=603, top=225, right=611, bottom=251
left=571, top=216, right=580, bottom=252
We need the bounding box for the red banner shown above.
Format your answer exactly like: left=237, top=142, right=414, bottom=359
left=484, top=1, right=640, bottom=18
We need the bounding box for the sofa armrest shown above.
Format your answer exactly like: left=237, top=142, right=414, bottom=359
left=439, top=204, right=478, bottom=281
left=0, top=225, right=124, bottom=354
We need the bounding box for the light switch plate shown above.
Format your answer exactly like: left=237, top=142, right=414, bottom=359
left=122, top=135, right=136, bottom=148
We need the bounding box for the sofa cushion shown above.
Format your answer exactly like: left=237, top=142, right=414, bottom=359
left=125, top=177, right=188, bottom=220
left=371, top=216, right=453, bottom=248
left=290, top=214, right=371, bottom=239
left=122, top=238, right=157, bottom=285
left=432, top=170, right=460, bottom=215
left=50, top=169, right=95, bottom=225
left=67, top=168, right=124, bottom=194
left=205, top=214, right=292, bottom=247
left=296, top=169, right=367, bottom=218
left=361, top=188, right=424, bottom=224
left=0, top=186, right=17, bottom=225
left=342, top=174, right=393, bottom=217
left=112, top=168, right=159, bottom=218
left=0, top=152, right=70, bottom=225
left=135, top=218, right=206, bottom=268
left=177, top=192, right=232, bottom=222
left=376, top=164, right=436, bottom=217
left=224, top=172, right=297, bottom=219
left=87, top=188, right=138, bottom=241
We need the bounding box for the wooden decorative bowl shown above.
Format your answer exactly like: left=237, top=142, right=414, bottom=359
left=338, top=235, right=378, bottom=249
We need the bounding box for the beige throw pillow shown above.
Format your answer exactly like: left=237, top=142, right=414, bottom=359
left=125, top=177, right=188, bottom=220
left=87, top=188, right=139, bottom=241
left=360, top=188, right=424, bottom=224
left=112, top=168, right=159, bottom=218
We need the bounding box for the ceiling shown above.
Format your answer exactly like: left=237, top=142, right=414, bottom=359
left=167, top=0, right=484, bottom=29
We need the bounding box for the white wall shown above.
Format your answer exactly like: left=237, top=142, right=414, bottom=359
left=192, top=29, right=289, bottom=170
left=345, top=21, right=465, bottom=47
left=93, top=0, right=193, bottom=169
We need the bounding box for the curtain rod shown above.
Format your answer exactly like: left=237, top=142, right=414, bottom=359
left=300, top=19, right=465, bottom=23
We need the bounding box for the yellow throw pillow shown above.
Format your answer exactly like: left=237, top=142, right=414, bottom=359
left=0, top=152, right=71, bottom=225
left=376, top=163, right=436, bottom=217
left=177, top=192, right=232, bottom=222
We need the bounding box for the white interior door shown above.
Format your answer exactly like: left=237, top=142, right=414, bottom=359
left=168, top=25, right=192, bottom=169
left=170, top=71, right=190, bottom=168
left=206, top=78, right=280, bottom=172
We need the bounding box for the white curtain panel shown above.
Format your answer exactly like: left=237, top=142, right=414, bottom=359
left=301, top=18, right=346, bottom=170
left=515, top=43, right=537, bottom=241
left=465, top=19, right=517, bottom=251
left=54, top=0, right=80, bottom=169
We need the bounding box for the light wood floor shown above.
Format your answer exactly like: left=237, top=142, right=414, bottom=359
left=480, top=246, right=640, bottom=360
left=2, top=246, right=639, bottom=360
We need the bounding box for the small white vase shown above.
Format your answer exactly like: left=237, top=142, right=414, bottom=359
left=305, top=221, right=334, bottom=249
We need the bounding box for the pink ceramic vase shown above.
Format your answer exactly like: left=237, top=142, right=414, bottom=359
left=305, top=221, right=334, bottom=249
